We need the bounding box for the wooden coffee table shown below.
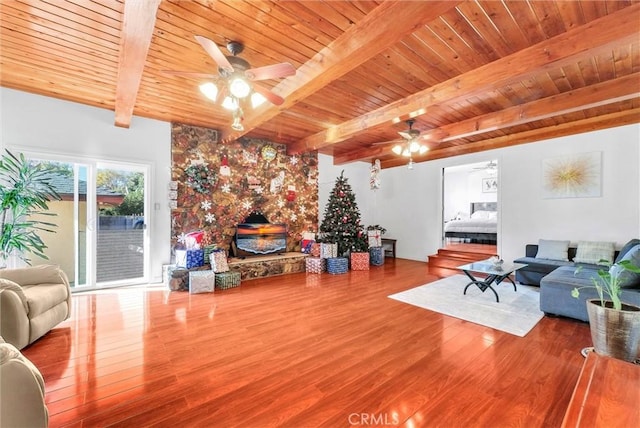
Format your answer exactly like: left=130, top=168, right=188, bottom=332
left=457, top=259, right=528, bottom=302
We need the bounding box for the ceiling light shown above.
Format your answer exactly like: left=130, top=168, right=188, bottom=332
left=251, top=92, right=266, bottom=108
left=402, top=148, right=410, bottom=157
left=199, top=82, right=218, bottom=101
left=392, top=145, right=403, bottom=155
left=222, top=96, right=239, bottom=111
left=409, top=141, right=420, bottom=153
left=419, top=145, right=429, bottom=155
left=229, top=77, right=251, bottom=98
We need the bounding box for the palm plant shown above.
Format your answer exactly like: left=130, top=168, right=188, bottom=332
left=0, top=150, right=61, bottom=265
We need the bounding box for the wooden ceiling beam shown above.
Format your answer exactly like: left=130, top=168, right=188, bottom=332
left=334, top=72, right=640, bottom=164
left=380, top=108, right=640, bottom=169
left=219, top=1, right=463, bottom=142
left=114, top=0, right=161, bottom=128
left=290, top=3, right=640, bottom=155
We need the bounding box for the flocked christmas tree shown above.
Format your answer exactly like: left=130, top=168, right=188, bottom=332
left=319, top=171, right=368, bottom=256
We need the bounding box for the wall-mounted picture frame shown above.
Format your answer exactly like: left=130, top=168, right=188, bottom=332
left=482, top=177, right=498, bottom=193
left=542, top=151, right=601, bottom=199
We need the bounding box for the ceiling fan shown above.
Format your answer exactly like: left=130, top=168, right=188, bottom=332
left=473, top=160, right=498, bottom=174
left=164, top=36, right=296, bottom=130
left=378, top=119, right=429, bottom=169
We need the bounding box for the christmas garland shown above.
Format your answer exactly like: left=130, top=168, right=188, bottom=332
left=184, top=164, right=217, bottom=194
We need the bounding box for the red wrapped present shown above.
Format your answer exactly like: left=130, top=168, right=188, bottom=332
left=350, top=252, right=370, bottom=271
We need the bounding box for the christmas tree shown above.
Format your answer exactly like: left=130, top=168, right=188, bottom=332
left=319, top=171, right=368, bottom=256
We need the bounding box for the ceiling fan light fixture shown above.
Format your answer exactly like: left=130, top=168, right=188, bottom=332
left=402, top=148, right=411, bottom=157
left=231, top=108, right=244, bottom=131
left=409, top=141, right=420, bottom=153
left=251, top=92, right=266, bottom=108
left=419, top=145, right=429, bottom=155
left=199, top=82, right=218, bottom=101
left=222, top=96, right=239, bottom=111
left=229, top=77, right=251, bottom=98
left=392, top=145, right=403, bottom=155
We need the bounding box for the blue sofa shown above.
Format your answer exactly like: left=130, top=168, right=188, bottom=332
left=515, top=239, right=640, bottom=322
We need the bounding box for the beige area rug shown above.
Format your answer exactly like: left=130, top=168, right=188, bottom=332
left=388, top=274, right=544, bottom=337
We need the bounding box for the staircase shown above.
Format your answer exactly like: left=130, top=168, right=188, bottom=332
left=427, top=243, right=497, bottom=277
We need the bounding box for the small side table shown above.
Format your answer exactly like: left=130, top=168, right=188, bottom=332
left=381, top=238, right=396, bottom=258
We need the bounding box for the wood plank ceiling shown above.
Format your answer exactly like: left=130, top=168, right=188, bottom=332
left=1, top=0, right=639, bottom=169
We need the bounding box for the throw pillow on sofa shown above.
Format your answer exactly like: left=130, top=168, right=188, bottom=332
left=535, top=239, right=570, bottom=261
left=610, top=244, right=640, bottom=288
left=574, top=241, right=615, bottom=265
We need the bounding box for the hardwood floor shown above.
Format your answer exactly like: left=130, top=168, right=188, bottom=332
left=22, top=259, right=593, bottom=427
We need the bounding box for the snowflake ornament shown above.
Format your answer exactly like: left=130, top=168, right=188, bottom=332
left=290, top=213, right=298, bottom=222
left=177, top=232, right=187, bottom=244
left=254, top=186, right=264, bottom=194
left=200, top=200, right=212, bottom=211
left=277, top=199, right=285, bottom=208
left=290, top=156, right=299, bottom=165
left=205, top=213, right=216, bottom=223
left=221, top=183, right=231, bottom=193
left=242, top=200, right=252, bottom=210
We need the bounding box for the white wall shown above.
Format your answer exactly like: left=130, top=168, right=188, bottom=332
left=0, top=88, right=172, bottom=283
left=318, top=154, right=375, bottom=228
left=365, top=124, right=640, bottom=262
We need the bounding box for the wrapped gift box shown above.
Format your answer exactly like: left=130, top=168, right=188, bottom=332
left=310, top=243, right=321, bottom=257
left=301, top=239, right=314, bottom=254
left=305, top=257, right=326, bottom=274
left=350, top=252, right=370, bottom=271
left=320, top=243, right=338, bottom=259
left=369, top=246, right=385, bottom=266
left=203, top=245, right=218, bottom=264
left=215, top=271, right=241, bottom=290
left=189, top=270, right=215, bottom=294
left=327, top=257, right=349, bottom=274
left=367, top=230, right=382, bottom=248
left=176, top=249, right=205, bottom=269
left=209, top=250, right=229, bottom=273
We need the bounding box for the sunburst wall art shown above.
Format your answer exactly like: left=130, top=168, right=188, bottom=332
left=542, top=151, right=601, bottom=199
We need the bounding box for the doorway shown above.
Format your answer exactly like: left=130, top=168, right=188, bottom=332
left=442, top=160, right=499, bottom=251
left=25, top=154, right=150, bottom=290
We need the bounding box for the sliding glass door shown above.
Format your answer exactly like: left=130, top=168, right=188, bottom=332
left=24, top=153, right=149, bottom=290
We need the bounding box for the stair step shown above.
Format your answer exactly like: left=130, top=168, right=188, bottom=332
left=426, top=244, right=497, bottom=278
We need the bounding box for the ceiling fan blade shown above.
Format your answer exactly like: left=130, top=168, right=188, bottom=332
left=398, top=131, right=421, bottom=140
left=245, top=63, right=296, bottom=81
left=194, top=35, right=234, bottom=73
left=161, top=70, right=219, bottom=79
left=252, top=83, right=284, bottom=106
left=372, top=138, right=404, bottom=146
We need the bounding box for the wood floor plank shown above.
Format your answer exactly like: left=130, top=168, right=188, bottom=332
left=19, top=259, right=597, bottom=427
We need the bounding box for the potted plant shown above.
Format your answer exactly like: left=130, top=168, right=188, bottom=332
left=572, top=259, right=640, bottom=362
left=0, top=150, right=61, bottom=266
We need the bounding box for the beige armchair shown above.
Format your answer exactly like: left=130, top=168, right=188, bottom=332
left=0, top=264, right=71, bottom=350
left=0, top=336, right=49, bottom=427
